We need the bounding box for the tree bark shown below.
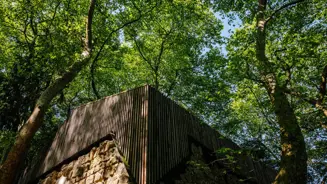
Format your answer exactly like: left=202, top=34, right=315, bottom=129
left=271, top=85, right=307, bottom=184
left=256, top=0, right=307, bottom=183
left=0, top=1, right=96, bottom=183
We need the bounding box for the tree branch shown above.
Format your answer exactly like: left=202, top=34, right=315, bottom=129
left=90, top=17, right=142, bottom=99
left=85, top=0, right=96, bottom=52
left=89, top=2, right=157, bottom=99
left=265, top=0, right=305, bottom=25
left=283, top=88, right=316, bottom=105
left=166, top=70, right=180, bottom=96
left=156, top=28, right=172, bottom=68
left=247, top=86, right=277, bottom=127
left=245, top=63, right=265, bottom=85
left=254, top=139, right=279, bottom=161
left=317, top=65, right=327, bottom=104
left=157, top=38, right=165, bottom=68
left=284, top=88, right=327, bottom=124
left=91, top=58, right=101, bottom=99
left=133, top=37, right=153, bottom=68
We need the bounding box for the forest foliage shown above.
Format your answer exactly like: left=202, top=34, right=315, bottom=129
left=0, top=0, right=326, bottom=183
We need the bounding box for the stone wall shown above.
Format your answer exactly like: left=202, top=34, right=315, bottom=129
left=35, top=140, right=274, bottom=184
left=38, top=140, right=130, bottom=184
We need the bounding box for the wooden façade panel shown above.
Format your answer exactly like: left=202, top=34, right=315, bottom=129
left=147, top=86, right=275, bottom=184
left=20, top=85, right=275, bottom=184
left=22, top=86, right=149, bottom=184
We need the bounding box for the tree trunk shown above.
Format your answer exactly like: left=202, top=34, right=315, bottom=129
left=256, top=0, right=307, bottom=183
left=271, top=85, right=307, bottom=184
left=0, top=1, right=96, bottom=183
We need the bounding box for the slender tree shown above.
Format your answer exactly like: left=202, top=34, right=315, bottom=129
left=0, top=1, right=97, bottom=183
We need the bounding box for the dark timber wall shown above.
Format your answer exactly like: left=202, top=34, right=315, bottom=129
left=147, top=86, right=275, bottom=184
left=21, top=85, right=275, bottom=184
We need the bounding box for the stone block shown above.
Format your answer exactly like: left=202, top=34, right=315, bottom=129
left=62, top=165, right=73, bottom=177
left=94, top=162, right=104, bottom=172
left=82, top=155, right=91, bottom=165
left=85, top=174, right=94, bottom=184
left=50, top=171, right=58, bottom=181
left=72, top=165, right=85, bottom=178
left=118, top=173, right=129, bottom=183
left=87, top=167, right=95, bottom=176
left=103, top=168, right=111, bottom=179
left=78, top=178, right=85, bottom=184
left=64, top=179, right=72, bottom=184
left=99, top=142, right=107, bottom=154
left=105, top=164, right=117, bottom=177
left=91, top=155, right=102, bottom=168
left=75, top=175, right=86, bottom=183
left=56, top=176, right=67, bottom=184
left=108, top=156, right=118, bottom=166
left=83, top=162, right=91, bottom=170
left=106, top=176, right=118, bottom=184
left=105, top=141, right=115, bottom=152
left=89, top=147, right=97, bottom=159
left=94, top=169, right=104, bottom=182
left=42, top=177, right=52, bottom=184
left=116, top=163, right=128, bottom=176
left=93, top=148, right=100, bottom=159
left=102, top=153, right=111, bottom=162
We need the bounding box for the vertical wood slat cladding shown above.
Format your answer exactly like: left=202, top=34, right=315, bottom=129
left=147, top=86, right=274, bottom=184
left=23, top=85, right=275, bottom=184
left=148, top=86, right=190, bottom=184
left=30, top=86, right=148, bottom=184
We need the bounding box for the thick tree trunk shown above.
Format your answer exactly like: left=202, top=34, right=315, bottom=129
left=0, top=106, right=45, bottom=183
left=0, top=55, right=92, bottom=184
left=0, top=1, right=96, bottom=183
left=256, top=0, right=307, bottom=183
left=271, top=86, right=307, bottom=184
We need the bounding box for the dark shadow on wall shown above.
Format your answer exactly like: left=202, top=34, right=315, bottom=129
left=158, top=136, right=261, bottom=184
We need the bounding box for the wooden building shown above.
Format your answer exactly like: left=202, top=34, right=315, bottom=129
left=20, top=85, right=275, bottom=184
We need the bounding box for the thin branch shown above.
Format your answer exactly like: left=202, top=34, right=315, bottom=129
left=283, top=64, right=327, bottom=108
left=283, top=88, right=316, bottom=105
left=23, top=15, right=31, bottom=45
left=265, top=0, right=305, bottom=25
left=166, top=70, right=180, bottom=96
left=91, top=59, right=101, bottom=99
left=26, top=0, right=38, bottom=36
left=90, top=17, right=143, bottom=99
left=317, top=65, right=327, bottom=104
left=85, top=0, right=96, bottom=51
left=245, top=63, right=265, bottom=85
left=156, top=28, right=172, bottom=67
left=251, top=139, right=279, bottom=161
left=284, top=88, right=327, bottom=128
left=247, top=86, right=276, bottom=127
left=49, top=2, right=61, bottom=28
left=133, top=37, right=153, bottom=68
left=156, top=38, right=166, bottom=71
